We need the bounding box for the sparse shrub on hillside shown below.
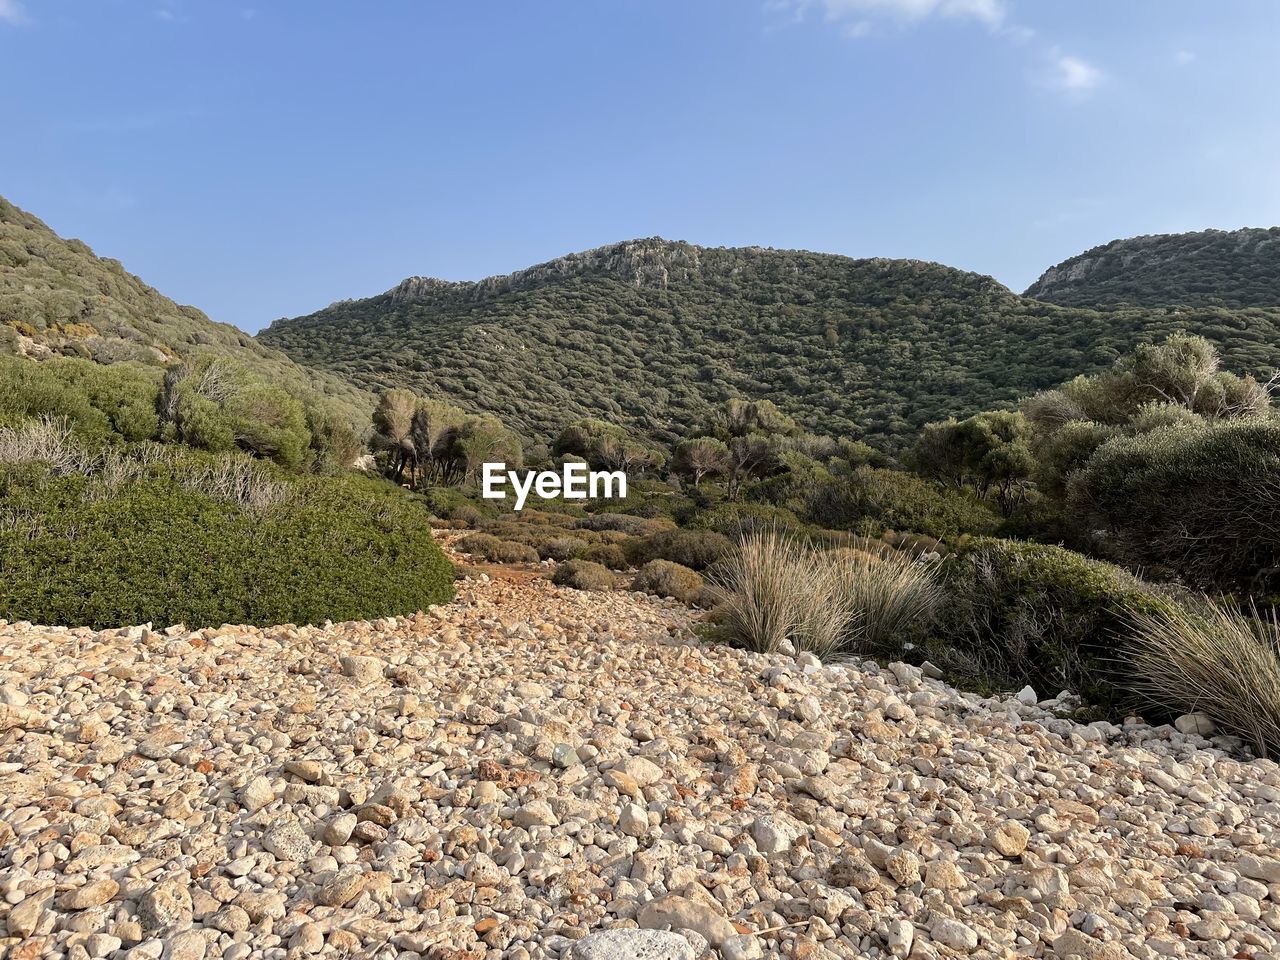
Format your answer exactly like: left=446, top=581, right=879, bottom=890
left=488, top=539, right=540, bottom=564
left=629, top=527, right=734, bottom=571
left=712, top=530, right=855, bottom=659
left=0, top=459, right=454, bottom=628
left=539, top=537, right=588, bottom=561
left=456, top=533, right=502, bottom=559
left=688, top=502, right=804, bottom=539
left=176, top=455, right=291, bottom=513
left=581, top=542, right=630, bottom=570
left=932, top=538, right=1163, bottom=707
left=552, top=560, right=617, bottom=592
left=1126, top=599, right=1280, bottom=757
left=0, top=416, right=96, bottom=474
left=633, top=560, right=704, bottom=604
left=576, top=513, right=676, bottom=538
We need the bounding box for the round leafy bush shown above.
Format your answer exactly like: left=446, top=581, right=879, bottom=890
left=0, top=456, right=454, bottom=629
left=632, top=560, right=704, bottom=603
left=581, top=542, right=630, bottom=570
left=931, top=537, right=1166, bottom=709
left=552, top=560, right=616, bottom=592
left=807, top=467, right=1001, bottom=541
left=456, top=533, right=538, bottom=564
left=630, top=528, right=734, bottom=571
left=487, top=539, right=540, bottom=564
left=539, top=537, right=588, bottom=561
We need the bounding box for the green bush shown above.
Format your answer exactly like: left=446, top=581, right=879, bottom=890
left=0, top=355, right=162, bottom=443
left=581, top=542, right=630, bottom=570
left=687, top=502, right=804, bottom=538
left=931, top=538, right=1163, bottom=708
left=457, top=532, right=541, bottom=563
left=487, top=539, right=541, bottom=564
left=552, top=560, right=616, bottom=592
left=577, top=513, right=677, bottom=538
left=629, top=527, right=734, bottom=571
left=807, top=467, right=1001, bottom=541
left=632, top=560, right=704, bottom=604
left=1069, top=419, right=1280, bottom=591
left=539, top=537, right=588, bottom=561
left=0, top=455, right=454, bottom=629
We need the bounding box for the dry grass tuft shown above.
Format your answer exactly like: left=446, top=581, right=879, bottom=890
left=711, top=529, right=856, bottom=658
left=1126, top=599, right=1280, bottom=758
left=828, top=546, right=942, bottom=653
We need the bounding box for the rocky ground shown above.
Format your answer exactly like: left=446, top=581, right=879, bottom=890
left=3, top=568, right=1280, bottom=960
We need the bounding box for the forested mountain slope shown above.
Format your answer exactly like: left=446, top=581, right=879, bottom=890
left=260, top=238, right=1280, bottom=446
left=0, top=196, right=372, bottom=425
left=1025, top=227, right=1280, bottom=309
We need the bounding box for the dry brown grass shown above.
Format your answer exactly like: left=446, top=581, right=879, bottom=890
left=711, top=529, right=856, bottom=658
left=1126, top=598, right=1280, bottom=758
left=828, top=546, right=942, bottom=653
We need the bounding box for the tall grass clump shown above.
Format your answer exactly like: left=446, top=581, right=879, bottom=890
left=1126, top=599, right=1280, bottom=758
left=828, top=547, right=941, bottom=652
left=712, top=529, right=855, bottom=659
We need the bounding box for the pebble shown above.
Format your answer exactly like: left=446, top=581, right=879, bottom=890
left=0, top=561, right=1277, bottom=960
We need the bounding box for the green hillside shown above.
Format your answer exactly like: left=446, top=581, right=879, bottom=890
left=260, top=238, right=1280, bottom=447
left=0, top=196, right=373, bottom=427
left=1025, top=227, right=1280, bottom=309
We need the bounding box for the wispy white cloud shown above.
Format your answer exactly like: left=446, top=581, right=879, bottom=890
left=0, top=0, right=28, bottom=26
left=1174, top=49, right=1196, bottom=66
left=1051, top=52, right=1103, bottom=94
left=770, top=0, right=1103, bottom=100
left=772, top=0, right=1007, bottom=34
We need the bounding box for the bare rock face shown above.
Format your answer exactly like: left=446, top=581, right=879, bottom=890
left=1, top=570, right=1278, bottom=959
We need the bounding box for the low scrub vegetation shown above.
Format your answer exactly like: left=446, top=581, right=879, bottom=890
left=0, top=454, right=454, bottom=629
left=552, top=560, right=616, bottom=592
left=632, top=560, right=704, bottom=604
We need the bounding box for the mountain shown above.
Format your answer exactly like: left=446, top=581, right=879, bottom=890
left=0, top=196, right=372, bottom=424
left=1025, top=227, right=1280, bottom=309
left=259, top=238, right=1280, bottom=447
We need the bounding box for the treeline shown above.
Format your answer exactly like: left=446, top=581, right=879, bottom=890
left=374, top=333, right=1278, bottom=599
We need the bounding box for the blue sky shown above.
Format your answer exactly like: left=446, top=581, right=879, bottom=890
left=3, top=1, right=1279, bottom=333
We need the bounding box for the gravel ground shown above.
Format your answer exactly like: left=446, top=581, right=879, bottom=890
left=3, top=570, right=1280, bottom=960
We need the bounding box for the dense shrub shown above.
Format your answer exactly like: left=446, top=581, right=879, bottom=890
left=487, top=539, right=540, bottom=563
left=552, top=560, right=616, bottom=592
left=1069, top=420, right=1280, bottom=591
left=688, top=502, right=804, bottom=538
left=576, top=513, right=676, bottom=538
left=0, top=455, right=454, bottom=628
left=539, top=537, right=588, bottom=561
left=807, top=467, right=1001, bottom=541
left=456, top=533, right=503, bottom=558
left=0, top=355, right=162, bottom=443
left=581, top=542, right=630, bottom=570
left=932, top=538, right=1163, bottom=707
left=629, top=528, right=734, bottom=571
left=632, top=560, right=705, bottom=604
left=1126, top=599, right=1280, bottom=757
